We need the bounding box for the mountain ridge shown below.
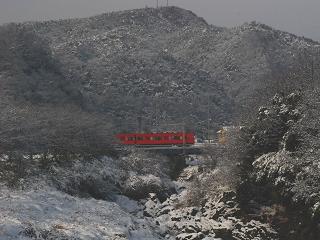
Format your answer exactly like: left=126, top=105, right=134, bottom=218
left=1, top=6, right=319, bottom=134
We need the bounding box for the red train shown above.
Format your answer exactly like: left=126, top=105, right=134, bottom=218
left=116, top=132, right=195, bottom=146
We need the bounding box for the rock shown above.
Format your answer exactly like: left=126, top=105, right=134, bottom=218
left=222, top=206, right=241, bottom=218
left=173, top=220, right=202, bottom=234
left=149, top=193, right=158, bottom=201
left=209, top=220, right=233, bottom=239
left=202, top=236, right=219, bottom=240
left=190, top=207, right=199, bottom=216
left=179, top=166, right=201, bottom=181
left=202, top=208, right=219, bottom=219
left=176, top=232, right=205, bottom=240
left=158, top=205, right=175, bottom=216
left=231, top=220, right=278, bottom=240
left=171, top=216, right=182, bottom=221
left=116, top=195, right=141, bottom=213
left=143, top=200, right=157, bottom=217
left=183, top=224, right=201, bottom=233
left=123, top=175, right=166, bottom=200
left=144, top=197, right=161, bottom=217
left=218, top=191, right=237, bottom=203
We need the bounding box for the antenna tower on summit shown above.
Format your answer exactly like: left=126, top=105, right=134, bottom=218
left=156, top=0, right=169, bottom=8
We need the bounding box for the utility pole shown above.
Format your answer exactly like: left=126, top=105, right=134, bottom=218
left=137, top=116, right=142, bottom=133
left=304, top=48, right=319, bottom=88
left=207, top=94, right=210, bottom=142
left=156, top=0, right=159, bottom=8
left=311, top=54, right=315, bottom=87
left=167, top=0, right=169, bottom=6
left=316, top=48, right=320, bottom=88
left=182, top=121, right=186, bottom=156
left=311, top=48, right=320, bottom=88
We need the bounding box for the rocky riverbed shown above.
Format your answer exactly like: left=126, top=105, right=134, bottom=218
left=139, top=165, right=278, bottom=240
left=0, top=156, right=279, bottom=240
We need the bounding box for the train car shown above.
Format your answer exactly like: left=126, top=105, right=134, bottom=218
left=116, top=132, right=195, bottom=146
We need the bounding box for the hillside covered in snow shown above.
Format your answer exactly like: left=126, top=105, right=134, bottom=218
left=1, top=6, right=320, bottom=135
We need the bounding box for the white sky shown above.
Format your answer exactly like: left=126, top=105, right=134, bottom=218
left=0, top=0, right=319, bottom=41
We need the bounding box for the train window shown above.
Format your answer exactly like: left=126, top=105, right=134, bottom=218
left=173, top=136, right=182, bottom=140
left=154, top=136, right=162, bottom=141
left=128, top=137, right=135, bottom=141
left=136, top=137, right=144, bottom=141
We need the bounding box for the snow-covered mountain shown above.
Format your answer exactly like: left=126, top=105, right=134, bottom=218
left=1, top=6, right=319, bottom=133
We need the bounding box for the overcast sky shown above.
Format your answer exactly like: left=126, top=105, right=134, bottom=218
left=0, top=0, right=319, bottom=41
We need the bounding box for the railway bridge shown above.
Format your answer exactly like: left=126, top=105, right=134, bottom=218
left=117, top=143, right=218, bottom=156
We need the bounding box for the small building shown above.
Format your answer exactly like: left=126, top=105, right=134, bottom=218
left=217, top=126, right=242, bottom=145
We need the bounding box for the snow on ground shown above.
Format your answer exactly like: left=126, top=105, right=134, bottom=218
left=0, top=185, right=161, bottom=240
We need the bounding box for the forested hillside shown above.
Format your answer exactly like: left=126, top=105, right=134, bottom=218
left=1, top=7, right=319, bottom=137
left=30, top=6, right=320, bottom=125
